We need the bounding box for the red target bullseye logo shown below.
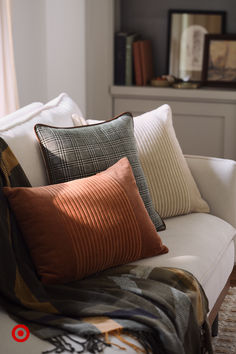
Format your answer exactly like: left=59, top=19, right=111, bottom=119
left=12, top=324, right=30, bottom=342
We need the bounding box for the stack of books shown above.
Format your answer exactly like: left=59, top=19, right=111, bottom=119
left=114, top=32, right=154, bottom=86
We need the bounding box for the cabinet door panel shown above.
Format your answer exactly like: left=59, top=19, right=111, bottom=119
left=173, top=113, right=224, bottom=158
left=113, top=96, right=236, bottom=160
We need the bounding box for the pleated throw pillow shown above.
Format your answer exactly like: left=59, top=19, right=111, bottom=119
left=4, top=158, right=168, bottom=284
left=133, top=105, right=210, bottom=218
left=34, top=112, right=165, bottom=231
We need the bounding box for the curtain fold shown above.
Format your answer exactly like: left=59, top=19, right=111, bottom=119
left=0, top=0, right=19, bottom=118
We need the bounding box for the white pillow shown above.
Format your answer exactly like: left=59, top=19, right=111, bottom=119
left=0, top=93, right=82, bottom=187
left=133, top=105, right=209, bottom=218
left=71, top=114, right=102, bottom=126
left=71, top=114, right=87, bottom=126
left=0, top=102, right=43, bottom=130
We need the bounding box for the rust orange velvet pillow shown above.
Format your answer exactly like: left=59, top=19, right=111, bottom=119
left=3, top=158, right=168, bottom=284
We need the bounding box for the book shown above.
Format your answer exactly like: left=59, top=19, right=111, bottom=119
left=114, top=32, right=139, bottom=85
left=114, top=32, right=127, bottom=85
left=133, top=39, right=154, bottom=86
left=140, top=40, right=154, bottom=86
left=133, top=41, right=143, bottom=86
left=125, top=33, right=139, bottom=85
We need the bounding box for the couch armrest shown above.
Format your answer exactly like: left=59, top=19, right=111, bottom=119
left=185, top=154, right=236, bottom=228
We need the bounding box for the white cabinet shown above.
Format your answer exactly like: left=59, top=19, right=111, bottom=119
left=111, top=85, right=236, bottom=160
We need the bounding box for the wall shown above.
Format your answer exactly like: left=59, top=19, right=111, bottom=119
left=11, top=0, right=47, bottom=105
left=85, top=0, right=114, bottom=119
left=120, top=0, right=236, bottom=77
left=11, top=0, right=86, bottom=115
left=45, top=0, right=86, bottom=115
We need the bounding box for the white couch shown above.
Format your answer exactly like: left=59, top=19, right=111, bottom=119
left=0, top=93, right=235, bottom=353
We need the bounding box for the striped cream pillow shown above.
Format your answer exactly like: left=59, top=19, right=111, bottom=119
left=133, top=105, right=209, bottom=219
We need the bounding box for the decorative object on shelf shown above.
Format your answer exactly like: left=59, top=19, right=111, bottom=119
left=202, top=34, right=236, bottom=88
left=172, top=82, right=201, bottom=89
left=167, top=10, right=226, bottom=82
left=151, top=77, right=170, bottom=87
left=151, top=75, right=200, bottom=89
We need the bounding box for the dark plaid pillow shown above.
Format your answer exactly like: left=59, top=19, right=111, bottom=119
left=35, top=113, right=165, bottom=231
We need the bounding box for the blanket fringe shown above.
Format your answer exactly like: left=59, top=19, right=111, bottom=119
left=42, top=336, right=73, bottom=353
left=41, top=323, right=209, bottom=354
left=42, top=334, right=110, bottom=354
left=41, top=329, right=154, bottom=354
left=113, top=332, right=146, bottom=353
left=104, top=332, right=126, bottom=351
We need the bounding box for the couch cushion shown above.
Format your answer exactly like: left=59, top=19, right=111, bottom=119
left=4, top=158, right=168, bottom=284
left=131, top=213, right=236, bottom=309
left=35, top=113, right=165, bottom=231
left=0, top=93, right=82, bottom=187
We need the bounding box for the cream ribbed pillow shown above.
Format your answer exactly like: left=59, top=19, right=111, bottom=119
left=133, top=105, right=209, bottom=219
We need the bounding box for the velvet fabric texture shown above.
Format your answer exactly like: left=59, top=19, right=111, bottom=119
left=4, top=158, right=168, bottom=284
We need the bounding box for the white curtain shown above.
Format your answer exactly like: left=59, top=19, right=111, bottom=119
left=0, top=0, right=19, bottom=118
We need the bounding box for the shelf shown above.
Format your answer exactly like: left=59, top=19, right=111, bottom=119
left=110, top=85, right=236, bottom=104
left=111, top=84, right=236, bottom=160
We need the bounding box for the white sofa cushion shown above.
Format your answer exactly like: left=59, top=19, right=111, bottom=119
left=0, top=93, right=82, bottom=187
left=132, top=213, right=235, bottom=310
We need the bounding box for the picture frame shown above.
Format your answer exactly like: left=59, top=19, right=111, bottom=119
left=167, top=10, right=226, bottom=82
left=202, top=34, right=236, bottom=87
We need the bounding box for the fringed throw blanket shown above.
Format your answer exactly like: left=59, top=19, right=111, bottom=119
left=0, top=137, right=213, bottom=354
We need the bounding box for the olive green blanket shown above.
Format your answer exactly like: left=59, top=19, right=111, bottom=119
left=0, top=137, right=213, bottom=353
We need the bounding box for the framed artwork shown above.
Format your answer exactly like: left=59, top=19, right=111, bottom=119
left=202, top=34, right=236, bottom=87
left=167, top=10, right=226, bottom=81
